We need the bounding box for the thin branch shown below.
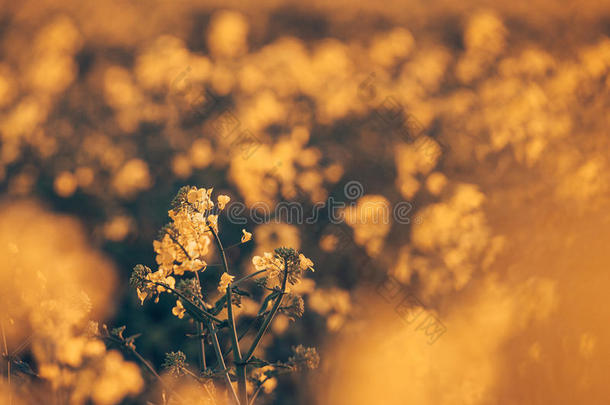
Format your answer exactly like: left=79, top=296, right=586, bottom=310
left=209, top=227, right=230, bottom=278
left=196, top=322, right=207, bottom=372
left=181, top=368, right=217, bottom=405
left=207, top=321, right=240, bottom=405
left=104, top=336, right=187, bottom=404
left=211, top=225, right=248, bottom=405
left=244, top=259, right=289, bottom=363
left=227, top=284, right=248, bottom=405
left=249, top=376, right=272, bottom=405
left=190, top=252, right=207, bottom=373
left=226, top=286, right=242, bottom=362
left=150, top=281, right=222, bottom=324
left=11, top=335, right=32, bottom=357
left=231, top=270, right=266, bottom=288
left=224, top=241, right=248, bottom=250
left=1, top=319, right=11, bottom=405
left=222, top=315, right=264, bottom=359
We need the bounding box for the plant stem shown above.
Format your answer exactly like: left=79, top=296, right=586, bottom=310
left=166, top=227, right=210, bottom=373
left=249, top=376, right=272, bottom=405
left=244, top=259, right=289, bottom=362
left=210, top=227, right=229, bottom=279
left=222, top=315, right=263, bottom=359
left=196, top=322, right=206, bottom=372
left=1, top=319, right=11, bottom=405
left=151, top=281, right=222, bottom=324
left=231, top=270, right=266, bottom=288
left=191, top=266, right=207, bottom=373
left=105, top=335, right=187, bottom=403
left=227, top=285, right=248, bottom=405
left=207, top=320, right=240, bottom=405
left=211, top=226, right=248, bottom=405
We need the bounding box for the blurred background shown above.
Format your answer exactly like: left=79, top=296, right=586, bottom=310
left=0, top=0, right=609, bottom=404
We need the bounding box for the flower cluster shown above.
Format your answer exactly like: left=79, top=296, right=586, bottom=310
left=288, top=345, right=321, bottom=371
left=0, top=202, right=143, bottom=405
left=252, top=248, right=315, bottom=289
left=128, top=187, right=317, bottom=404
left=155, top=186, right=224, bottom=276
left=131, top=186, right=242, bottom=308
left=162, top=351, right=189, bottom=377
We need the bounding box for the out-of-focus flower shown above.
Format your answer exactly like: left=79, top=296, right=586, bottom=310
left=288, top=345, right=320, bottom=371
left=217, top=194, right=230, bottom=209
left=207, top=10, right=249, bottom=59
left=252, top=252, right=283, bottom=272
left=102, top=215, right=133, bottom=242
left=369, top=28, right=415, bottom=68
left=252, top=365, right=278, bottom=394
left=319, top=233, right=339, bottom=252
left=90, top=350, right=143, bottom=405
left=112, top=159, right=152, bottom=198
left=343, top=195, right=392, bottom=256
left=54, top=171, right=78, bottom=197
left=172, top=300, right=186, bottom=319
left=308, top=287, right=351, bottom=331
left=409, top=183, right=505, bottom=298
left=299, top=254, right=314, bottom=271
left=136, top=288, right=147, bottom=305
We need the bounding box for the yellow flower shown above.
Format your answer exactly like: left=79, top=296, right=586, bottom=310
left=217, top=194, right=230, bottom=209
left=252, top=252, right=283, bottom=272
left=186, top=187, right=215, bottom=210
left=187, top=187, right=207, bottom=204
left=218, top=272, right=235, bottom=292
left=147, top=270, right=175, bottom=293
left=253, top=365, right=278, bottom=394
left=252, top=254, right=267, bottom=271
left=136, top=288, right=147, bottom=305
left=241, top=228, right=252, bottom=243
left=172, top=300, right=186, bottom=319
left=299, top=254, right=314, bottom=272
left=190, top=258, right=206, bottom=272
left=262, top=377, right=278, bottom=394
left=207, top=214, right=218, bottom=231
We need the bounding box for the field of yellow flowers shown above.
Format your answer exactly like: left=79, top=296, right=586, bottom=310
left=1, top=0, right=610, bottom=404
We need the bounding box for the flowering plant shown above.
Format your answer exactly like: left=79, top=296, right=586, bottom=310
left=129, top=186, right=319, bottom=404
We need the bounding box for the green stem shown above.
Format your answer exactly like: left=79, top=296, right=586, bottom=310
left=191, top=265, right=207, bottom=373
left=210, top=227, right=229, bottom=278
left=104, top=336, right=187, bottom=403
left=207, top=320, right=240, bottom=405
left=1, top=319, right=11, bottom=405
left=244, top=259, right=289, bottom=362
left=227, top=285, right=248, bottom=405
left=150, top=281, right=222, bottom=324
left=222, top=315, right=264, bottom=359
left=231, top=270, right=266, bottom=288
left=196, top=322, right=206, bottom=372
left=211, top=226, right=248, bottom=405
left=249, top=376, right=272, bottom=405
